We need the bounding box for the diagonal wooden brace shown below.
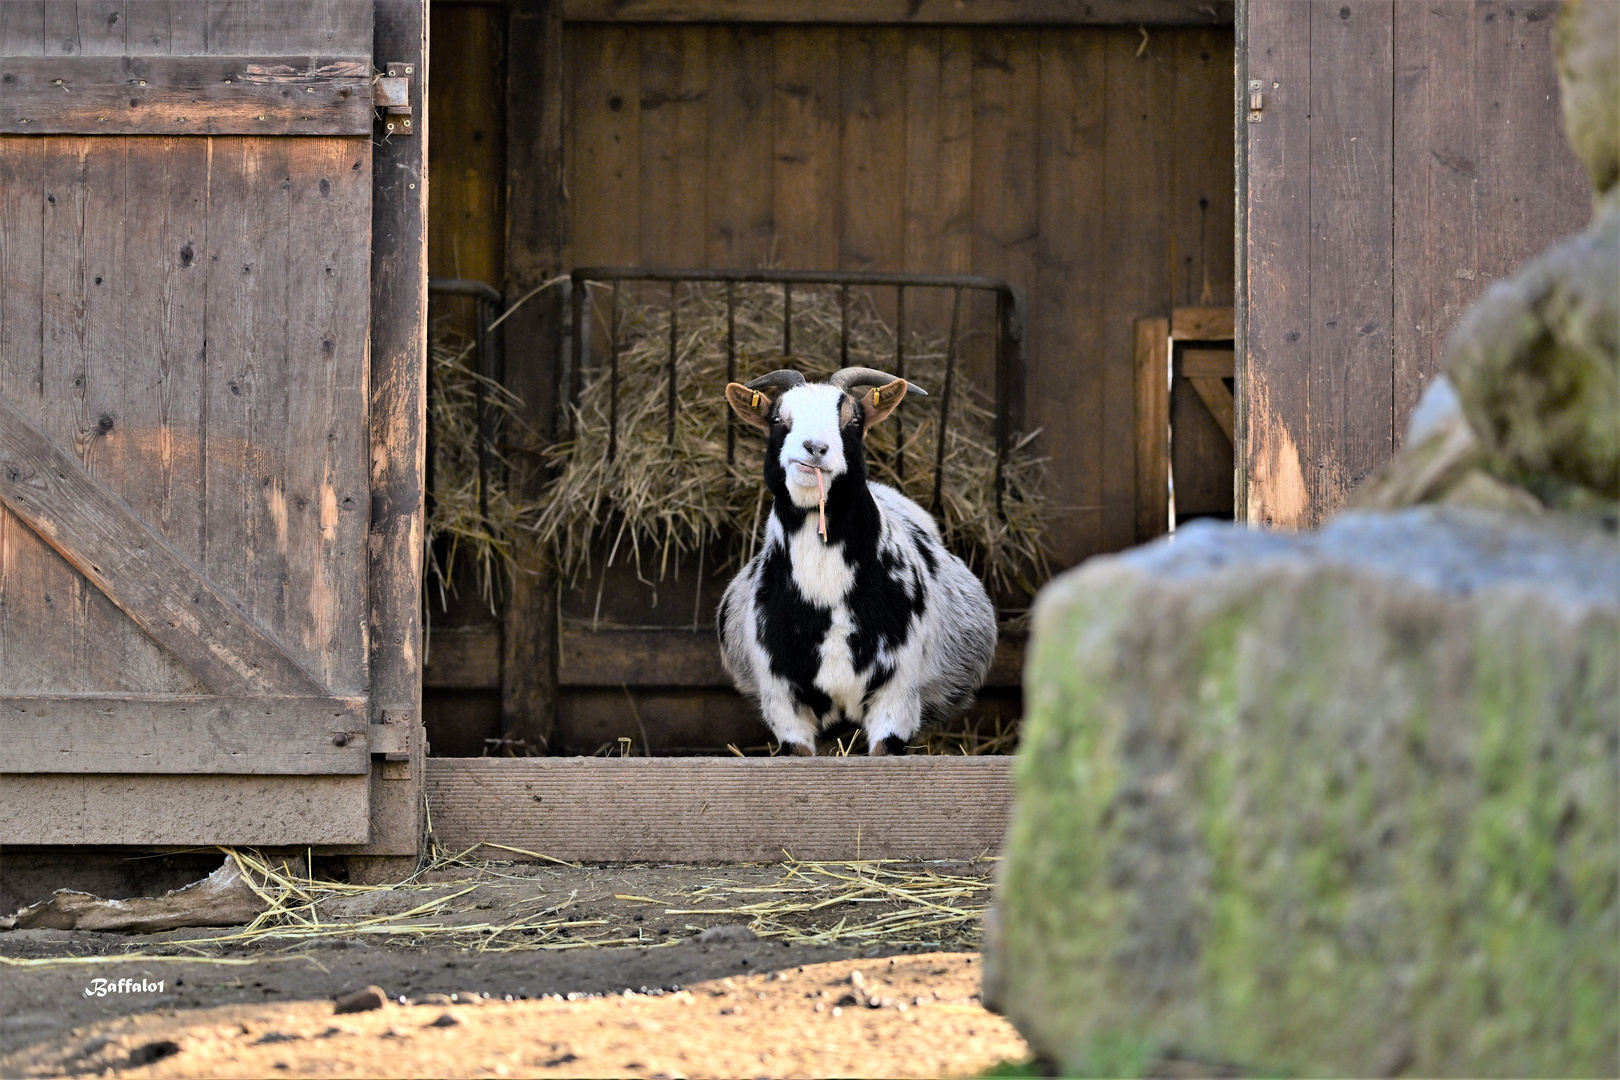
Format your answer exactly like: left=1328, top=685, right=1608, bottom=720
left=0, top=393, right=329, bottom=697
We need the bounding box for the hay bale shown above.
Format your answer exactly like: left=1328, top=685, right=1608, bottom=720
left=533, top=283, right=1052, bottom=599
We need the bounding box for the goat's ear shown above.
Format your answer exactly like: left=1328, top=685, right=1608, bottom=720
left=860, top=378, right=908, bottom=427
left=725, top=382, right=773, bottom=433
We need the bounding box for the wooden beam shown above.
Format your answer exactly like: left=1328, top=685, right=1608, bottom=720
left=0, top=696, right=368, bottom=775
left=1134, top=316, right=1171, bottom=542
left=1187, top=376, right=1236, bottom=443
left=0, top=775, right=370, bottom=845
left=502, top=0, right=568, bottom=754
left=0, top=393, right=328, bottom=698
left=350, top=0, right=432, bottom=857
left=562, top=0, right=1233, bottom=25
left=1181, top=347, right=1235, bottom=378
left=426, top=756, right=1013, bottom=862
left=424, top=627, right=502, bottom=689
left=414, top=628, right=1029, bottom=690
left=1170, top=305, right=1235, bottom=340
left=0, top=56, right=374, bottom=136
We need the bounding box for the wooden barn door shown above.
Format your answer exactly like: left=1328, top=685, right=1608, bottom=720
left=0, top=2, right=419, bottom=847
left=1239, top=0, right=1591, bottom=529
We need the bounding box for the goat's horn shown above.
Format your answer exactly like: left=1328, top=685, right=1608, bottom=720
left=744, top=369, right=807, bottom=392
left=827, top=367, right=929, bottom=396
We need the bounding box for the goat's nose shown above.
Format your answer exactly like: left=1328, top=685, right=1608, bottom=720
left=802, top=438, right=829, bottom=457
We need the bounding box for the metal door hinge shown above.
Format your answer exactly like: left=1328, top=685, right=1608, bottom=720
left=369, top=708, right=414, bottom=761
left=374, top=63, right=414, bottom=135
left=1247, top=80, right=1264, bottom=123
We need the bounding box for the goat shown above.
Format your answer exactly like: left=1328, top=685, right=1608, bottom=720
left=716, top=366, right=997, bottom=756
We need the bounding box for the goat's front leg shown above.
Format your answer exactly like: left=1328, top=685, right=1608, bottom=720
left=759, top=677, right=820, bottom=756
left=861, top=681, right=923, bottom=756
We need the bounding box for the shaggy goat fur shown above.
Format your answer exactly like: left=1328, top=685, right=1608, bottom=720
left=717, top=371, right=997, bottom=755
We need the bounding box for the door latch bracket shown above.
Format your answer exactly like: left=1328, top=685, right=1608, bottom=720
left=374, top=63, right=414, bottom=136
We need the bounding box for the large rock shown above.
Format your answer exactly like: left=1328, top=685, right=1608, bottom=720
left=985, top=510, right=1619, bottom=1077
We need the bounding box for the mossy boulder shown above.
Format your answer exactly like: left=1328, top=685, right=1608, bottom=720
left=985, top=509, right=1619, bottom=1077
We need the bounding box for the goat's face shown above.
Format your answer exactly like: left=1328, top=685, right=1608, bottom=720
left=726, top=373, right=910, bottom=509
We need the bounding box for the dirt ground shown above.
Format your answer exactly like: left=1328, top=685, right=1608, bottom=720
left=1, top=859, right=1025, bottom=1078
left=0, top=953, right=1024, bottom=1079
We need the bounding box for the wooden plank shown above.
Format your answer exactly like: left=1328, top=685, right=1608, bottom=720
left=1474, top=1, right=1590, bottom=287
left=75, top=1, right=129, bottom=56
left=441, top=628, right=1027, bottom=690
left=503, top=0, right=567, bottom=758
left=427, top=3, right=507, bottom=294
left=638, top=23, right=707, bottom=267
left=1309, top=0, right=1392, bottom=519
left=1243, top=0, right=1312, bottom=529
left=0, top=695, right=368, bottom=774
left=203, top=134, right=297, bottom=672
left=1187, top=376, right=1235, bottom=442
left=1134, top=317, right=1170, bottom=541
left=569, top=23, right=641, bottom=266
left=1168, top=29, right=1237, bottom=312
left=0, top=56, right=376, bottom=135
left=1034, top=27, right=1106, bottom=565
left=284, top=136, right=372, bottom=696
left=0, top=774, right=370, bottom=845
left=201, top=0, right=372, bottom=56
left=125, top=1, right=175, bottom=56
left=1102, top=26, right=1172, bottom=551
left=561, top=629, right=731, bottom=687
left=562, top=0, right=1234, bottom=25
left=1182, top=347, right=1234, bottom=378
left=426, top=756, right=1015, bottom=863
left=358, top=0, right=431, bottom=855
left=1391, top=0, right=1477, bottom=448
left=771, top=26, right=840, bottom=270
left=839, top=26, right=906, bottom=278
left=1170, top=306, right=1234, bottom=340
left=704, top=24, right=774, bottom=268
left=903, top=26, right=973, bottom=328
left=0, top=389, right=328, bottom=697
left=424, top=626, right=502, bottom=689
left=0, top=3, right=46, bottom=55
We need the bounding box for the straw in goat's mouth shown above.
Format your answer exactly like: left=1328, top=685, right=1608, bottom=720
left=815, top=466, right=827, bottom=542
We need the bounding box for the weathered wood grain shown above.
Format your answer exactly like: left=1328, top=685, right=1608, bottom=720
left=0, top=391, right=327, bottom=696
left=839, top=26, right=905, bottom=280
left=638, top=24, right=707, bottom=267
left=1244, top=0, right=1312, bottom=529
left=562, top=0, right=1234, bottom=25
left=902, top=27, right=973, bottom=329
left=0, top=56, right=373, bottom=135
left=285, top=136, right=371, bottom=696
left=704, top=23, right=774, bottom=268
left=1309, top=0, right=1393, bottom=519
left=426, top=756, right=1015, bottom=863
left=569, top=24, right=642, bottom=268
left=0, top=773, right=370, bottom=845
left=1102, top=27, right=1173, bottom=550
left=358, top=0, right=430, bottom=855
left=1034, top=27, right=1106, bottom=565
left=0, top=695, right=368, bottom=774
left=770, top=25, right=840, bottom=271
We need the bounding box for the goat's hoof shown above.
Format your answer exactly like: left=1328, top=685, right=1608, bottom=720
left=869, top=735, right=909, bottom=756
left=779, top=741, right=815, bottom=757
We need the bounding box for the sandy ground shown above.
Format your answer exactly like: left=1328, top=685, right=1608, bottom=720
left=1, top=953, right=1024, bottom=1079
left=1, top=860, right=1024, bottom=1077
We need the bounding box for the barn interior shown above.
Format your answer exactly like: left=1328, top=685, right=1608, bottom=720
left=422, top=1, right=1237, bottom=760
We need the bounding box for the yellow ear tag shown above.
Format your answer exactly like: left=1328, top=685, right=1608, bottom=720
left=873, top=389, right=880, bottom=406
left=750, top=391, right=761, bottom=408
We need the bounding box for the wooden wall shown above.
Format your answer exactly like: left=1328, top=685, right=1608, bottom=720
left=562, top=22, right=1235, bottom=567
left=1242, top=0, right=1592, bottom=529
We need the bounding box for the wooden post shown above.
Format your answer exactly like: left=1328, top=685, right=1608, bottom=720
left=501, top=0, right=567, bottom=752
left=1134, top=316, right=1171, bottom=542
left=354, top=0, right=430, bottom=856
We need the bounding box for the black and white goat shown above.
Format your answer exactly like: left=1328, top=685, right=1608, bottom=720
left=716, top=366, right=997, bottom=756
